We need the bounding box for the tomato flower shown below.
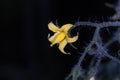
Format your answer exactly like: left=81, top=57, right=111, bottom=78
left=48, top=22, right=78, bottom=54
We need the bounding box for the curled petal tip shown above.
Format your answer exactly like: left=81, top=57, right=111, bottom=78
left=58, top=39, right=67, bottom=54
left=67, top=35, right=78, bottom=43
left=60, top=24, right=73, bottom=33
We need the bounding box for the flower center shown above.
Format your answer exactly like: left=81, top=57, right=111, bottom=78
left=56, top=32, right=66, bottom=42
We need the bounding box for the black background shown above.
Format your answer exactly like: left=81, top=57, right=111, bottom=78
left=0, top=0, right=116, bottom=80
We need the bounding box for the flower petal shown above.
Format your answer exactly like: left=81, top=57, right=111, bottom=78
left=48, top=32, right=60, bottom=43
left=60, top=24, right=73, bottom=34
left=50, top=32, right=66, bottom=47
left=66, top=35, right=78, bottom=43
left=48, top=22, right=59, bottom=32
left=58, top=39, right=70, bottom=54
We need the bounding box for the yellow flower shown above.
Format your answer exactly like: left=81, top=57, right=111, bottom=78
left=48, top=22, right=78, bottom=54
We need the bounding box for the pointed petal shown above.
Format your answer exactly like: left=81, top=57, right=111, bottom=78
left=66, top=35, right=78, bottom=43
left=48, top=32, right=60, bottom=43
left=48, top=22, right=59, bottom=32
left=58, top=39, right=69, bottom=54
left=50, top=32, right=66, bottom=46
left=60, top=24, right=73, bottom=34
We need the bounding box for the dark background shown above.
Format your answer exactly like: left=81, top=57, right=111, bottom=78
left=0, top=0, right=116, bottom=80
